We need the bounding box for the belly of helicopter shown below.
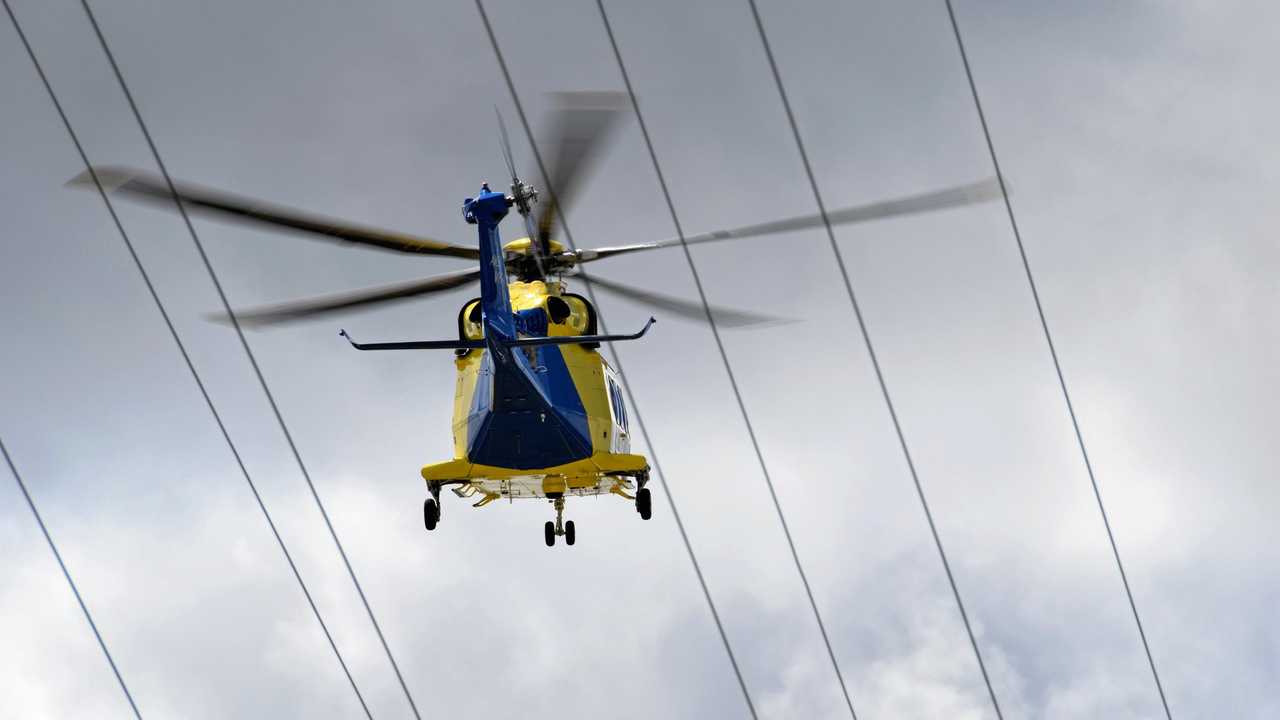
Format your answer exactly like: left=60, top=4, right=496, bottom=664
left=466, top=473, right=630, bottom=499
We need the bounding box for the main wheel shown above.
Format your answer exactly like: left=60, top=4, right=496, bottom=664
left=564, top=520, right=576, bottom=546
left=544, top=520, right=556, bottom=547
left=636, top=487, right=652, bottom=520
left=423, top=498, right=439, bottom=531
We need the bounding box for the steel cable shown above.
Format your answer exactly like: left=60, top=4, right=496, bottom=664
left=942, top=2, right=1172, bottom=717
left=3, top=3, right=374, bottom=715
left=0, top=436, right=144, bottom=719
left=76, top=1, right=420, bottom=716
left=594, top=1, right=861, bottom=717
left=739, top=1, right=1006, bottom=716
left=472, top=2, right=758, bottom=717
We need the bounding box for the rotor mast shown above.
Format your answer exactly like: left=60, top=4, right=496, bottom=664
left=497, top=107, right=554, bottom=283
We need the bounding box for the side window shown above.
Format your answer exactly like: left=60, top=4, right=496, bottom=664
left=607, top=378, right=625, bottom=431
left=611, top=379, right=628, bottom=432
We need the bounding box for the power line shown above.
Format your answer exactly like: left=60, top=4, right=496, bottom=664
left=593, top=1, right=860, bottom=717
left=740, top=1, right=1006, bottom=717
left=0, top=435, right=143, bottom=719
left=75, top=1, right=420, bottom=717
left=941, top=3, right=1172, bottom=717
left=471, top=2, right=757, bottom=718
left=2, top=2, right=373, bottom=715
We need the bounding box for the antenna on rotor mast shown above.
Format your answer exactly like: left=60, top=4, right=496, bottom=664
left=495, top=106, right=548, bottom=279
left=495, top=105, right=518, bottom=180
left=495, top=106, right=538, bottom=219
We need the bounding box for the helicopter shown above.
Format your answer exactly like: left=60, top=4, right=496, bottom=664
left=70, top=92, right=1000, bottom=547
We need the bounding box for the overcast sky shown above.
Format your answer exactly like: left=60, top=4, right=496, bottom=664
left=2, top=0, right=1278, bottom=718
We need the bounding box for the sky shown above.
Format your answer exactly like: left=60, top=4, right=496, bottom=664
left=2, top=0, right=1278, bottom=718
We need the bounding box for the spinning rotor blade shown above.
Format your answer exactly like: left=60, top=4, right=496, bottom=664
left=581, top=273, right=786, bottom=329
left=577, top=177, right=1003, bottom=262
left=496, top=106, right=519, bottom=181
left=534, top=92, right=628, bottom=251
left=68, top=166, right=481, bottom=260
left=212, top=268, right=482, bottom=326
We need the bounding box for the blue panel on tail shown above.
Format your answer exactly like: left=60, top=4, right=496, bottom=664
left=466, top=344, right=592, bottom=470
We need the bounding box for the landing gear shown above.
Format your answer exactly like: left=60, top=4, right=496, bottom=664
left=636, top=488, right=652, bottom=520
left=544, top=495, right=576, bottom=547
left=635, top=472, right=652, bottom=520
left=424, top=482, right=442, bottom=532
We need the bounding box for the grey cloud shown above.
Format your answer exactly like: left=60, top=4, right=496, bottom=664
left=2, top=0, right=1277, bottom=718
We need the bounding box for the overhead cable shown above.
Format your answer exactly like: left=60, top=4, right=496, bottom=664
left=472, top=2, right=758, bottom=718
left=942, top=2, right=1171, bottom=717
left=0, top=435, right=143, bottom=719
left=594, top=1, right=860, bottom=717
left=76, top=1, right=419, bottom=716
left=3, top=2, right=373, bottom=715
left=739, top=2, right=1006, bottom=716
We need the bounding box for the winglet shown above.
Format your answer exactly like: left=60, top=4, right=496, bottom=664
left=65, top=165, right=134, bottom=193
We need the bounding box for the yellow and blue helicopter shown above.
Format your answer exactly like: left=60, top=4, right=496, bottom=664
left=73, top=93, right=999, bottom=546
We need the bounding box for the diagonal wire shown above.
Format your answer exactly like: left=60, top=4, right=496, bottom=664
left=942, top=2, right=1172, bottom=717
left=742, top=1, right=1003, bottom=716
left=2, top=3, right=373, bottom=715
left=0, top=436, right=143, bottom=719
left=472, top=2, right=757, bottom=718
left=76, top=2, right=420, bottom=717
left=594, top=1, right=859, bottom=717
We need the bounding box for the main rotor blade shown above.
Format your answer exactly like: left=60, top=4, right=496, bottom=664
left=495, top=105, right=518, bottom=181
left=212, top=268, right=482, bottom=327
left=577, top=177, right=1002, bottom=262
left=581, top=273, right=786, bottom=329
left=68, top=166, right=481, bottom=260
left=534, top=92, right=627, bottom=249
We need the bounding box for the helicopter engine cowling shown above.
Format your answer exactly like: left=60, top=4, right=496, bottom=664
left=456, top=292, right=598, bottom=352
left=561, top=293, right=599, bottom=348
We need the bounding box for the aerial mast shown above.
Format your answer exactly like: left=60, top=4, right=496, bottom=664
left=496, top=107, right=546, bottom=282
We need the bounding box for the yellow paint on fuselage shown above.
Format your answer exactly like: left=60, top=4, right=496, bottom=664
left=429, top=276, right=648, bottom=502
left=421, top=452, right=648, bottom=497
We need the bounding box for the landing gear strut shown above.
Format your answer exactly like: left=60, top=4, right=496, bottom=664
left=544, top=496, right=576, bottom=547
left=424, top=482, right=442, bottom=531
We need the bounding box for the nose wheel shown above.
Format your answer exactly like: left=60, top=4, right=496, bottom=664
left=544, top=496, right=576, bottom=547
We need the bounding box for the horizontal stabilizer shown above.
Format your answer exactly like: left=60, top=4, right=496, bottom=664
left=339, top=330, right=482, bottom=351
left=339, top=317, right=655, bottom=352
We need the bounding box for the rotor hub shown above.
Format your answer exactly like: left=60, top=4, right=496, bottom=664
left=509, top=178, right=538, bottom=217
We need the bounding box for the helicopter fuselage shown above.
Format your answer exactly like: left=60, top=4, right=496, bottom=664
left=416, top=187, right=650, bottom=510
left=422, top=277, right=647, bottom=502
